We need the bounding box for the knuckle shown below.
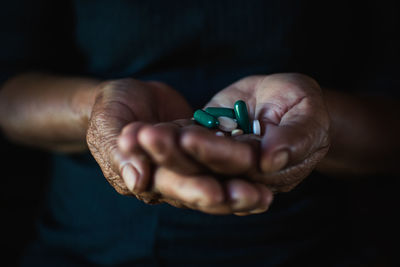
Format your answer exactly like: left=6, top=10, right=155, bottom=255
left=149, top=134, right=167, bottom=155
left=180, top=131, right=198, bottom=150
left=143, top=134, right=174, bottom=166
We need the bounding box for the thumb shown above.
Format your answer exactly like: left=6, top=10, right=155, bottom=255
left=260, top=116, right=330, bottom=174
left=87, top=90, right=150, bottom=195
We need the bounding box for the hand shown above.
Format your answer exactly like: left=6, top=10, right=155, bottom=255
left=86, top=78, right=196, bottom=204
left=87, top=78, right=273, bottom=215
left=179, top=73, right=331, bottom=194
left=123, top=118, right=273, bottom=214
left=106, top=79, right=272, bottom=215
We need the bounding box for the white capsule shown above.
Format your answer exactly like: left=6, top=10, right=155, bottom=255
left=215, top=131, right=225, bottom=137
left=217, top=116, right=238, bottom=132
left=253, top=119, right=261, bottom=135
left=231, top=129, right=244, bottom=137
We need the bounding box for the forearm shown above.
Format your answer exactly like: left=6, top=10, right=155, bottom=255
left=317, top=89, right=400, bottom=176
left=0, top=72, right=100, bottom=152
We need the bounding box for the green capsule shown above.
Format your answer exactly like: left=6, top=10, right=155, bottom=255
left=234, top=100, right=250, bottom=133
left=204, top=107, right=236, bottom=119
left=193, top=109, right=219, bottom=128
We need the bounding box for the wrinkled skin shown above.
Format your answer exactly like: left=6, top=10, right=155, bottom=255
left=137, top=74, right=330, bottom=190
left=87, top=79, right=192, bottom=202
left=115, top=73, right=330, bottom=215
left=182, top=73, right=331, bottom=194
left=87, top=78, right=273, bottom=215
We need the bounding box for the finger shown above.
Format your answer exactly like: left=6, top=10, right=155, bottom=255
left=259, top=97, right=330, bottom=173
left=87, top=96, right=141, bottom=195
left=233, top=184, right=274, bottom=216
left=137, top=123, right=203, bottom=174
left=160, top=196, right=235, bottom=215
left=152, top=167, right=272, bottom=215
left=152, top=167, right=225, bottom=208
left=225, top=179, right=262, bottom=212
left=260, top=122, right=329, bottom=174
left=248, top=183, right=274, bottom=214
left=171, top=118, right=196, bottom=127
left=196, top=179, right=272, bottom=215
left=181, top=125, right=256, bottom=175
left=257, top=148, right=329, bottom=192
left=119, top=121, right=148, bottom=153
left=118, top=120, right=198, bottom=192
left=117, top=122, right=153, bottom=193
left=109, top=145, right=151, bottom=194
left=182, top=201, right=234, bottom=215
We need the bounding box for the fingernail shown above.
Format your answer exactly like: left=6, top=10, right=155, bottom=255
left=121, top=164, right=138, bottom=192
left=272, top=150, right=289, bottom=171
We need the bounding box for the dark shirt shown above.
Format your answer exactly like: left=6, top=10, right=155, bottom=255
left=1, top=0, right=399, bottom=266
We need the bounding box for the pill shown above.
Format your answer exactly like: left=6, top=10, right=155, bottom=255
left=217, top=116, right=238, bottom=132
left=234, top=100, right=250, bottom=134
left=215, top=131, right=225, bottom=137
left=193, top=109, right=219, bottom=128
left=205, top=107, right=236, bottom=119
left=231, top=129, right=244, bottom=137
left=253, top=119, right=261, bottom=135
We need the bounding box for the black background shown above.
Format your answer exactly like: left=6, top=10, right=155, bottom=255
left=1, top=135, right=50, bottom=266
left=1, top=135, right=399, bottom=266
left=1, top=0, right=400, bottom=266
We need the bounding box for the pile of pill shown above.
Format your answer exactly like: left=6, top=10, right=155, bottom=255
left=193, top=100, right=261, bottom=136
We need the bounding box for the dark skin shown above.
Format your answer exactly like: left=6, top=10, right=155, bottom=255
left=120, top=73, right=330, bottom=215
left=134, top=74, right=330, bottom=190
left=87, top=78, right=273, bottom=214
left=0, top=72, right=399, bottom=216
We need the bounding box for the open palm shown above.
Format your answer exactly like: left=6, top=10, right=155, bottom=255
left=180, top=73, right=331, bottom=193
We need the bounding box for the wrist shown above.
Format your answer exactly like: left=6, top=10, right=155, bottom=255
left=70, top=78, right=102, bottom=134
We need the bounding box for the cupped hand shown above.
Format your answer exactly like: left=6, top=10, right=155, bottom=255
left=87, top=78, right=192, bottom=202
left=86, top=78, right=272, bottom=215
left=180, top=73, right=331, bottom=194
